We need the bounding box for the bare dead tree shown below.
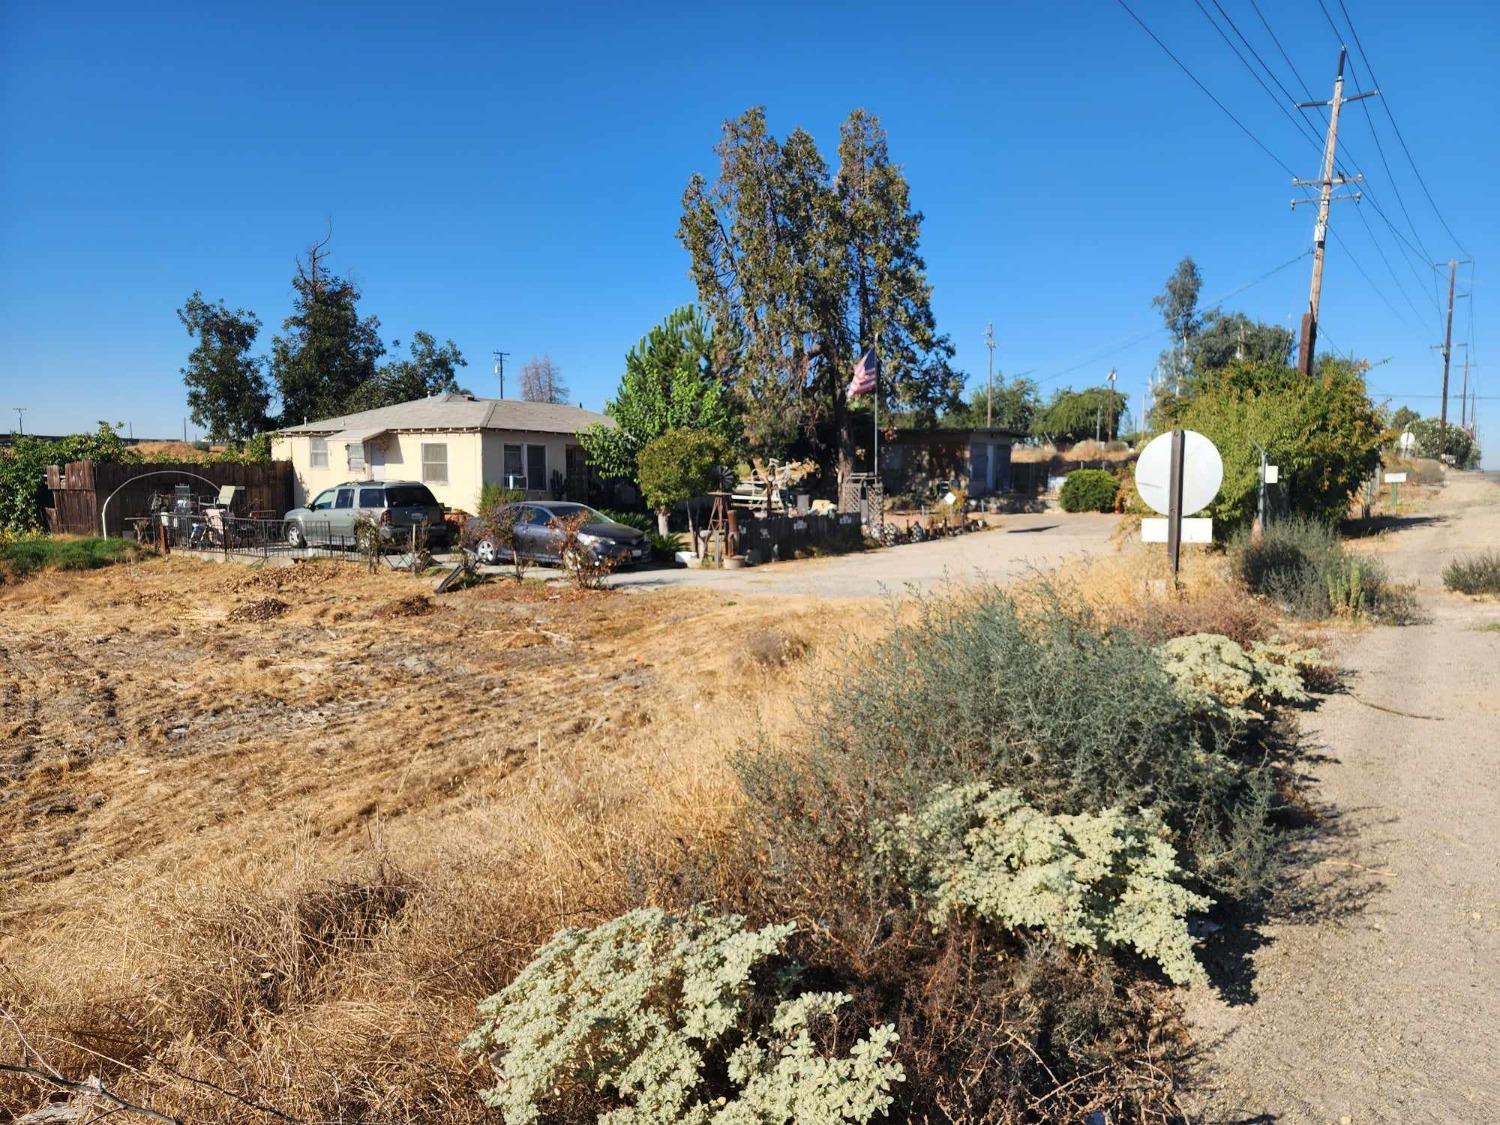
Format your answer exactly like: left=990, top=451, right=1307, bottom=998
left=518, top=354, right=571, bottom=404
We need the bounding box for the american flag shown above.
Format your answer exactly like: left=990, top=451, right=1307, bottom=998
left=848, top=348, right=878, bottom=397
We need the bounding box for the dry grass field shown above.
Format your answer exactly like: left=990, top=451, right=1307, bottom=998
left=0, top=556, right=847, bottom=1122
left=0, top=542, right=1340, bottom=1122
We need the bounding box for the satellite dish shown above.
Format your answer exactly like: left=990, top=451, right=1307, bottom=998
left=1135, top=430, right=1223, bottom=516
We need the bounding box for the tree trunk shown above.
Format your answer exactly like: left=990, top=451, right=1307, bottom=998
left=686, top=501, right=699, bottom=556
left=656, top=508, right=670, bottom=536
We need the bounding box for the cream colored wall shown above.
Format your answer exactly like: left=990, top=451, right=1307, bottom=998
left=479, top=430, right=579, bottom=506
left=271, top=431, right=484, bottom=512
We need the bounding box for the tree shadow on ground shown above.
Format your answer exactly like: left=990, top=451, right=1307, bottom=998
left=1341, top=513, right=1447, bottom=538
left=1196, top=710, right=1388, bottom=1008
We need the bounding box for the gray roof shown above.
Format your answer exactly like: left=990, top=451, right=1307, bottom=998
left=274, top=392, right=615, bottom=436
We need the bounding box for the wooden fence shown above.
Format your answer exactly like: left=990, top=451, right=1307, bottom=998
left=44, top=461, right=295, bottom=537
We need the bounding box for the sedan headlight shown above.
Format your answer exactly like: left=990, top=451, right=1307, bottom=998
left=577, top=532, right=602, bottom=546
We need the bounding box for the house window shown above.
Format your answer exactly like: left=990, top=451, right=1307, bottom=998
left=309, top=437, right=328, bottom=468
left=526, top=444, right=547, bottom=492
left=503, top=443, right=524, bottom=488
left=347, top=441, right=365, bottom=473
left=422, top=442, right=449, bottom=485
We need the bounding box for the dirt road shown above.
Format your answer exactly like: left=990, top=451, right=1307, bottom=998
left=1186, top=472, right=1500, bottom=1122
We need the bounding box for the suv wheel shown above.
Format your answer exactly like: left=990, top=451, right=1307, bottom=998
left=287, top=522, right=307, bottom=549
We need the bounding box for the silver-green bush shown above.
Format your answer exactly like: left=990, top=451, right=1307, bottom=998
left=462, top=908, right=903, bottom=1124
left=873, top=784, right=1210, bottom=985
left=1157, top=633, right=1324, bottom=723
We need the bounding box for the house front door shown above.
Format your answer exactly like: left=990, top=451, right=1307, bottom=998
left=369, top=441, right=386, bottom=481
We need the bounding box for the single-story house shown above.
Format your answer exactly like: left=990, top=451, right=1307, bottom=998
left=270, top=392, right=615, bottom=513
left=879, top=426, right=1020, bottom=498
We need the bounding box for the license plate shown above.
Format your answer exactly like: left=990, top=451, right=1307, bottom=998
left=632, top=548, right=644, bottom=558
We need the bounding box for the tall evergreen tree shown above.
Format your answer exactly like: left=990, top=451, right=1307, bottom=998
left=1153, top=256, right=1203, bottom=389
left=270, top=236, right=385, bottom=424
left=177, top=291, right=271, bottom=441
left=679, top=107, right=954, bottom=483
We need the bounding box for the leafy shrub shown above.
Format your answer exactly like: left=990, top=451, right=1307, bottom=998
left=462, top=908, right=903, bottom=1124
left=1443, top=549, right=1500, bottom=596
left=739, top=588, right=1280, bottom=905
left=557, top=511, right=618, bottom=590
left=1157, top=633, right=1324, bottom=723
left=647, top=529, right=680, bottom=559
left=0, top=535, right=143, bottom=582
left=1058, top=468, right=1118, bottom=513
left=599, top=508, right=654, bottom=533
left=478, top=482, right=524, bottom=513
left=0, top=423, right=139, bottom=534
left=1232, top=517, right=1406, bottom=620
left=873, top=784, right=1210, bottom=985
left=474, top=493, right=531, bottom=581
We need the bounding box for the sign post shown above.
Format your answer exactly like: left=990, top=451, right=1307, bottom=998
left=1135, top=429, right=1224, bottom=588
left=1166, top=429, right=1186, bottom=582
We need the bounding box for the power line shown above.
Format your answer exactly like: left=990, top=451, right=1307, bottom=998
left=1031, top=250, right=1313, bottom=387
left=1114, top=0, right=1299, bottom=179
left=1329, top=0, right=1470, bottom=256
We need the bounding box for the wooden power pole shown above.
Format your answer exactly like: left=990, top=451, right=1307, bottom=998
left=1293, top=48, right=1375, bottom=376
left=1438, top=259, right=1457, bottom=458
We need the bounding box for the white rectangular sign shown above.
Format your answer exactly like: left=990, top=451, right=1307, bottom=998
left=1263, top=465, right=1279, bottom=484
left=1142, top=517, right=1213, bottom=544
left=1384, top=472, right=1407, bottom=484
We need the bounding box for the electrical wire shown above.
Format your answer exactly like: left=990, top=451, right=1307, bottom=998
left=1030, top=250, right=1313, bottom=387
left=1334, top=0, right=1471, bottom=257
left=1113, top=0, right=1298, bottom=179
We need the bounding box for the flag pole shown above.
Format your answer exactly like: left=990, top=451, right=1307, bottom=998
left=872, top=335, right=880, bottom=485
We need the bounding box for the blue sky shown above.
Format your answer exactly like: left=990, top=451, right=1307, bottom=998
left=2, top=0, right=1495, bottom=464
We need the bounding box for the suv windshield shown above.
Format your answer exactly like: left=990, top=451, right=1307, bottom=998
left=385, top=485, right=438, bottom=507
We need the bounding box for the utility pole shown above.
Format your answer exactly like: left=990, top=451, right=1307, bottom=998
left=492, top=350, right=511, bottom=399
left=1292, top=47, right=1375, bottom=376
left=12, top=407, right=25, bottom=435
left=1438, top=259, right=1458, bottom=458
left=984, top=323, right=996, bottom=429
left=1106, top=368, right=1117, bottom=443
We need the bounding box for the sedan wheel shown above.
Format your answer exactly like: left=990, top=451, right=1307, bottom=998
left=475, top=538, right=499, bottom=566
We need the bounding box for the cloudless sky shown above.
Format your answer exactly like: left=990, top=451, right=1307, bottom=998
left=2, top=0, right=1496, bottom=465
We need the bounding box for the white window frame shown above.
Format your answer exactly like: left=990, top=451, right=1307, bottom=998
left=501, top=442, right=549, bottom=491
left=309, top=436, right=328, bottom=469
left=421, top=442, right=449, bottom=485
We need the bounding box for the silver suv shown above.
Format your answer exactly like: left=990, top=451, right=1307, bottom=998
left=284, top=481, right=449, bottom=548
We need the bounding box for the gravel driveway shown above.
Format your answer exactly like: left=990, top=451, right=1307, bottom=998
left=606, top=510, right=1122, bottom=598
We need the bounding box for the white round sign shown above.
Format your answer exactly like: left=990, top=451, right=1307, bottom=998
left=1398, top=430, right=1415, bottom=455
left=1134, top=430, right=1223, bottom=516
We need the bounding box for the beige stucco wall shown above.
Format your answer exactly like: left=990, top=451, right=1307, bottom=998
left=478, top=430, right=580, bottom=507
left=271, top=428, right=586, bottom=513
left=271, top=430, right=483, bottom=512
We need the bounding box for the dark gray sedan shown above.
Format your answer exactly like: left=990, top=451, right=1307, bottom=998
left=465, top=502, right=648, bottom=567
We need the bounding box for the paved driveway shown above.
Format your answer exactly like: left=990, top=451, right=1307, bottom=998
left=607, top=511, right=1122, bottom=598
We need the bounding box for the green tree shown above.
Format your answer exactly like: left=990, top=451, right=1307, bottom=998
left=344, top=332, right=469, bottom=412
left=1030, top=387, right=1127, bottom=443
left=1407, top=416, right=1479, bottom=468
left=1153, top=257, right=1203, bottom=389
left=177, top=292, right=271, bottom=442
left=578, top=306, right=739, bottom=483
left=270, top=237, right=385, bottom=424
left=1165, top=358, right=1388, bottom=528
left=1190, top=311, right=1294, bottom=373
left=637, top=428, right=731, bottom=536
left=1389, top=405, right=1420, bottom=433
left=942, top=376, right=1040, bottom=432
left=679, top=107, right=955, bottom=481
